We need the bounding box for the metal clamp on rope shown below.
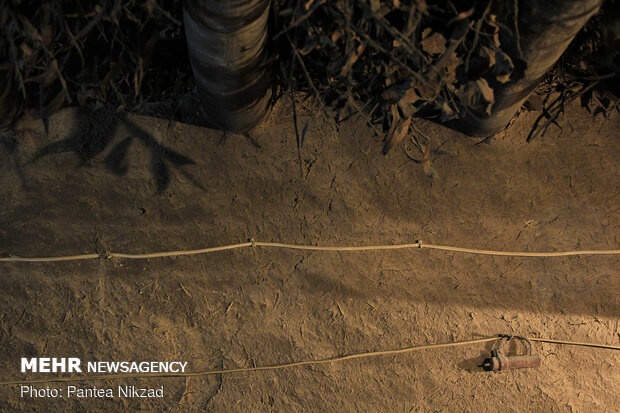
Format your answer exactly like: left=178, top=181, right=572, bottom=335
left=481, top=335, right=542, bottom=372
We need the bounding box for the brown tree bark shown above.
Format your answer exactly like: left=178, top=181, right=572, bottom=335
left=455, top=0, right=602, bottom=136
left=184, top=0, right=271, bottom=132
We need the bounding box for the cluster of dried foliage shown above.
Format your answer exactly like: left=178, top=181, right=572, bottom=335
left=0, top=0, right=187, bottom=130
left=526, top=2, right=619, bottom=141
left=274, top=0, right=520, bottom=152
left=274, top=0, right=618, bottom=150
left=1, top=0, right=618, bottom=146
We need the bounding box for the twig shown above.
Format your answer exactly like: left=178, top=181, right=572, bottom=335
left=273, top=0, right=326, bottom=40
left=513, top=0, right=523, bottom=60
left=286, top=33, right=326, bottom=115
left=354, top=0, right=427, bottom=64
left=290, top=90, right=304, bottom=178
left=465, top=0, right=493, bottom=72
left=527, top=80, right=601, bottom=142
left=148, top=0, right=182, bottom=26
left=349, top=26, right=427, bottom=85
left=74, top=3, right=108, bottom=41
left=287, top=37, right=304, bottom=178
left=347, top=98, right=382, bottom=137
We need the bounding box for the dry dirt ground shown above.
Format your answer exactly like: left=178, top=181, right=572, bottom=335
left=0, top=100, right=618, bottom=412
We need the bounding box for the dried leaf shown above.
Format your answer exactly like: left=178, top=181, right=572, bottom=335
left=19, top=42, right=33, bottom=59
left=492, top=50, right=514, bottom=83
left=339, top=43, right=366, bottom=76
left=496, top=74, right=511, bottom=83
left=398, top=101, right=415, bottom=118
left=439, top=101, right=456, bottom=122
left=383, top=115, right=410, bottom=154
left=401, top=88, right=420, bottom=104
left=421, top=31, right=446, bottom=55
left=476, top=78, right=494, bottom=103
left=385, top=104, right=400, bottom=135
left=458, top=79, right=495, bottom=116
left=381, top=81, right=412, bottom=102
left=480, top=46, right=496, bottom=67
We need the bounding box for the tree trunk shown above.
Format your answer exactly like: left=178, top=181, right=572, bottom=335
left=184, top=0, right=271, bottom=133
left=455, top=0, right=601, bottom=136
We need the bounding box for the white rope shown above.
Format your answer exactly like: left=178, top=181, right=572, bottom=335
left=1, top=240, right=618, bottom=262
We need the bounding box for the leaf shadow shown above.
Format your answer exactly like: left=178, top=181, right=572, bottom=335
left=30, top=106, right=199, bottom=193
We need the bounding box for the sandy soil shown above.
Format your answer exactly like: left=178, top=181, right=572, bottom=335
left=0, top=100, right=618, bottom=412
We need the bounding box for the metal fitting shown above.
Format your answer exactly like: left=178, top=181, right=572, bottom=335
left=481, top=335, right=542, bottom=372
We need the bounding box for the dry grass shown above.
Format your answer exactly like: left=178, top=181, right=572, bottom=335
left=1, top=0, right=617, bottom=144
